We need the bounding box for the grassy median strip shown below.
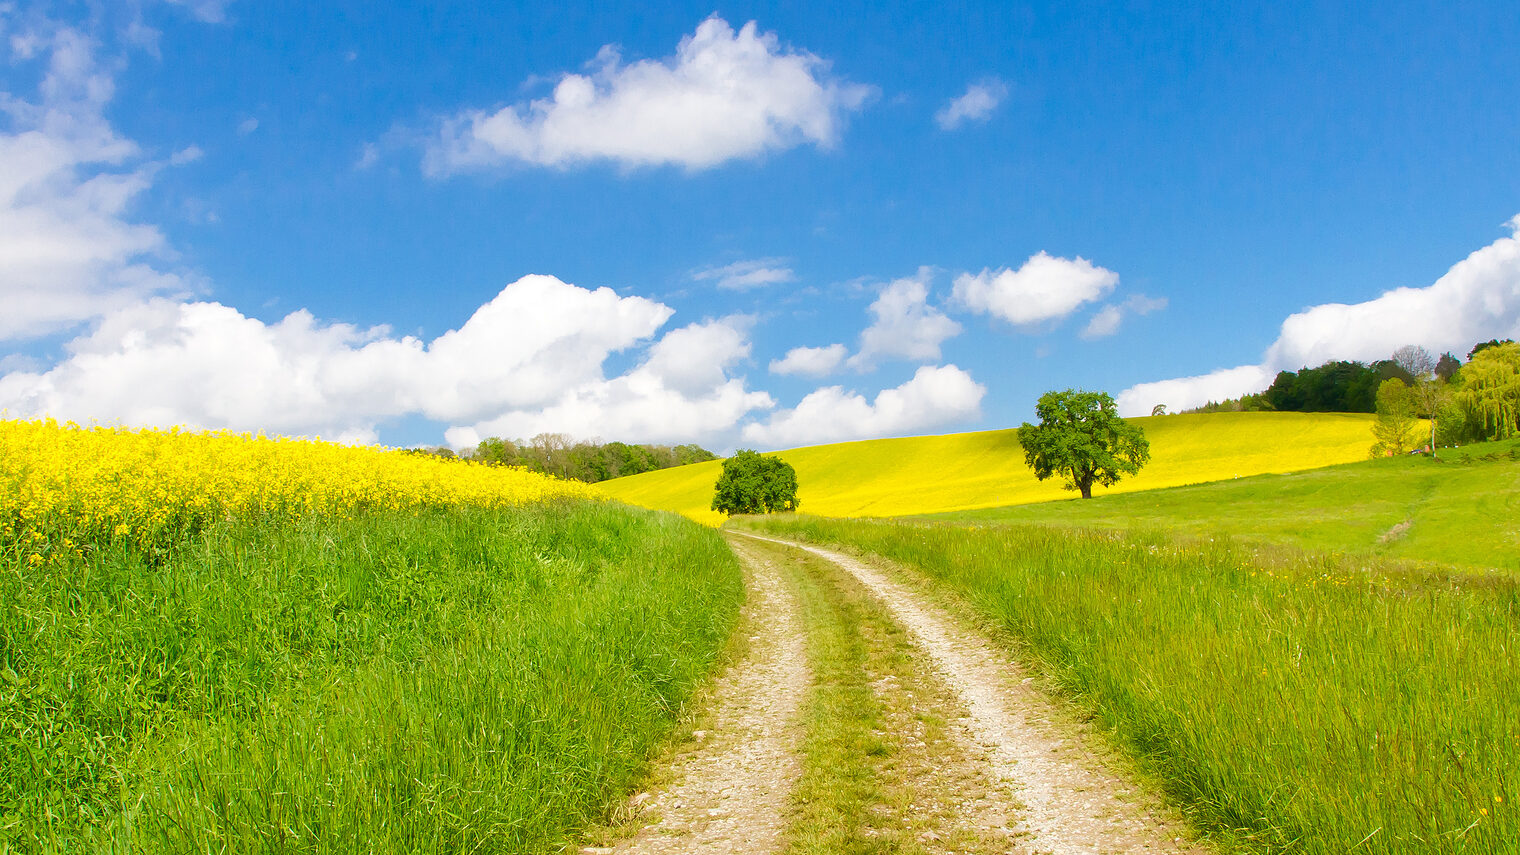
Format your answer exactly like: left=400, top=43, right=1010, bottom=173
left=759, top=538, right=1004, bottom=855
left=740, top=517, right=1518, bottom=855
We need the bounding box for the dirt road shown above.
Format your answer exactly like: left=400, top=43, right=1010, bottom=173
left=597, top=532, right=1205, bottom=854
left=601, top=536, right=810, bottom=854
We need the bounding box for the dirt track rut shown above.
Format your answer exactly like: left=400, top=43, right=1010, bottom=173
left=602, top=536, right=810, bottom=854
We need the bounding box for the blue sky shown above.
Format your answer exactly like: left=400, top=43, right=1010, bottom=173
left=3, top=0, right=1518, bottom=450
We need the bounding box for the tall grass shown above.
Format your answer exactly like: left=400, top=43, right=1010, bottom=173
left=2, top=501, right=743, bottom=852
left=737, top=515, right=1519, bottom=854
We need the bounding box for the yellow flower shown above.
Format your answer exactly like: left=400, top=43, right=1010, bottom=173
left=2, top=417, right=603, bottom=555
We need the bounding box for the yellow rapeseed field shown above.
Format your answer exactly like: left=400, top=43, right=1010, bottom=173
left=602, top=411, right=1379, bottom=525
left=0, top=418, right=600, bottom=566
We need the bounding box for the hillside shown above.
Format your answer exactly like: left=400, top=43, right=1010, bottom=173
left=933, top=438, right=1520, bottom=571
left=602, top=411, right=1380, bottom=525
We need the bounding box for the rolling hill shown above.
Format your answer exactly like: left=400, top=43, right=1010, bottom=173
left=934, top=439, right=1520, bottom=570
left=601, top=411, right=1381, bottom=525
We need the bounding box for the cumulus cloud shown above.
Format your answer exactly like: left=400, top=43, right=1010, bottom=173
left=1116, top=365, right=1278, bottom=419
left=1080, top=293, right=1168, bottom=340
left=692, top=258, right=797, bottom=291
left=0, top=275, right=775, bottom=446
left=741, top=364, right=985, bottom=449
left=953, top=252, right=1119, bottom=327
left=849, top=268, right=961, bottom=370
left=0, top=22, right=195, bottom=342
left=1117, top=217, right=1520, bottom=415
left=423, top=15, right=873, bottom=174
left=447, top=315, right=773, bottom=447
left=935, top=78, right=1008, bottom=130
left=770, top=343, right=847, bottom=377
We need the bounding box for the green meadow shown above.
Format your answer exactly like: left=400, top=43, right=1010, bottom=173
left=2, top=501, right=742, bottom=853
left=934, top=438, right=1520, bottom=571
left=736, top=499, right=1520, bottom=854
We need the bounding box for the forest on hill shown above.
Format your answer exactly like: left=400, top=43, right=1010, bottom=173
left=1182, top=340, right=1518, bottom=447
left=413, top=434, right=718, bottom=484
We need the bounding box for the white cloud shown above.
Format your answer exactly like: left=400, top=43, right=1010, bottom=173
left=447, top=316, right=774, bottom=447
left=1116, top=217, right=1520, bottom=416
left=402, top=274, right=675, bottom=421
left=423, top=15, right=873, bottom=174
left=692, top=258, right=796, bottom=291
left=935, top=78, right=1008, bottom=130
left=0, top=23, right=195, bottom=342
left=953, top=252, right=1119, bottom=327
left=770, top=343, right=847, bottom=376
left=1116, top=365, right=1277, bottom=418
left=163, top=0, right=233, bottom=24
left=169, top=144, right=203, bottom=165
left=741, top=364, right=985, bottom=449
left=0, top=275, right=775, bottom=446
left=1080, top=293, right=1168, bottom=340
left=1081, top=305, right=1123, bottom=340
left=849, top=267, right=961, bottom=370
left=236, top=117, right=258, bottom=135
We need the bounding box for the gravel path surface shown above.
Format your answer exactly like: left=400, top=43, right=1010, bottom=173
left=737, top=532, right=1204, bottom=855
left=597, top=535, right=810, bottom=855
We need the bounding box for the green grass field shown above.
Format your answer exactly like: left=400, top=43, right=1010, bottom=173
left=602, top=412, right=1379, bottom=525
left=936, top=438, right=1520, bottom=571
left=2, top=501, right=743, bottom=853
left=737, top=514, right=1520, bottom=855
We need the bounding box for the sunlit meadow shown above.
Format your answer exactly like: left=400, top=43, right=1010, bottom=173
left=0, top=419, right=742, bottom=852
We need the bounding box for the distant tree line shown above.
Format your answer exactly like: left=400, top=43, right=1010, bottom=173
left=1167, top=338, right=1520, bottom=451
left=1180, top=351, right=1471, bottom=416
left=410, top=434, right=717, bottom=483
left=1180, top=359, right=1424, bottom=415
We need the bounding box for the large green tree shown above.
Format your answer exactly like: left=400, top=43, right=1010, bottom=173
left=1017, top=389, right=1150, bottom=499
left=1455, top=341, right=1520, bottom=440
left=711, top=450, right=800, bottom=515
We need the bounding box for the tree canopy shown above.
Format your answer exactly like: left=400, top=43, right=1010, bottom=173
left=1262, top=360, right=1413, bottom=413
left=1455, top=342, right=1520, bottom=441
left=1369, top=377, right=1419, bottom=457
left=466, top=434, right=717, bottom=483
left=1017, top=389, right=1150, bottom=499
left=711, top=450, right=800, bottom=516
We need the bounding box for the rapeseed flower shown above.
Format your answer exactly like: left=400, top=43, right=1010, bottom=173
left=2, top=418, right=601, bottom=564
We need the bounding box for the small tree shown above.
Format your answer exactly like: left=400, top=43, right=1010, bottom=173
left=711, top=450, right=800, bottom=516
left=1392, top=345, right=1448, bottom=457
left=1017, top=389, right=1150, bottom=499
left=1369, top=378, right=1419, bottom=456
